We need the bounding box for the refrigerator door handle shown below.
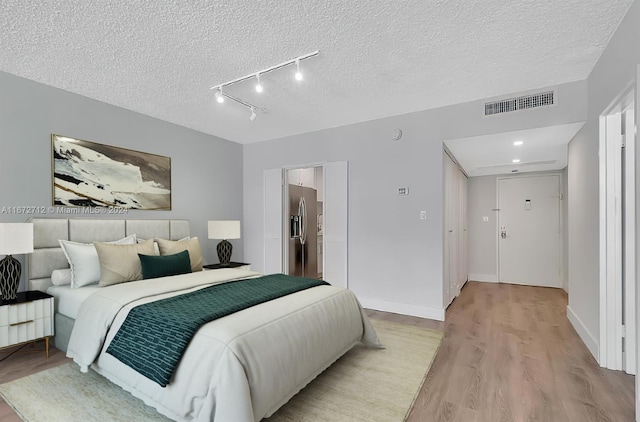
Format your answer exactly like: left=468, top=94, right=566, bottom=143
left=299, top=197, right=307, bottom=245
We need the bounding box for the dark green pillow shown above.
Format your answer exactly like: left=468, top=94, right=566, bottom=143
left=138, top=250, right=192, bottom=280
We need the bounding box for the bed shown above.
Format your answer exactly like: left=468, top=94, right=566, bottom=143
left=27, top=218, right=381, bottom=421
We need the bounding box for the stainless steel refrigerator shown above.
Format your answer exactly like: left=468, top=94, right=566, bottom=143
left=288, top=184, right=317, bottom=278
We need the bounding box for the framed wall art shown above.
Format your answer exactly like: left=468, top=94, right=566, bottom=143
left=52, top=134, right=172, bottom=210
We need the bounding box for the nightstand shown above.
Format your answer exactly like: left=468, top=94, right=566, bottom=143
left=0, top=291, right=54, bottom=358
left=203, top=262, right=251, bottom=271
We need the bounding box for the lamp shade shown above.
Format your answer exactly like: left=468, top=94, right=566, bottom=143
left=208, top=220, right=241, bottom=240
left=0, top=223, right=34, bottom=255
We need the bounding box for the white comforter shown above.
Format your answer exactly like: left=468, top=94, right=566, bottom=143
left=66, top=269, right=382, bottom=421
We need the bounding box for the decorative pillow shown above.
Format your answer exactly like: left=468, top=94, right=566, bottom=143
left=156, top=237, right=203, bottom=272
left=137, top=238, right=161, bottom=255
left=59, top=234, right=137, bottom=288
left=51, top=268, right=72, bottom=286
left=95, top=239, right=157, bottom=287
left=139, top=250, right=192, bottom=280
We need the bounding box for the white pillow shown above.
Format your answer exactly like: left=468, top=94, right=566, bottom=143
left=59, top=234, right=137, bottom=288
left=51, top=268, right=72, bottom=286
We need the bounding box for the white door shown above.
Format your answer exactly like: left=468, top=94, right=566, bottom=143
left=263, top=168, right=283, bottom=274
left=323, top=161, right=348, bottom=288
left=600, top=86, right=636, bottom=375
left=498, top=175, right=562, bottom=288
left=443, top=153, right=456, bottom=306
left=444, top=152, right=467, bottom=306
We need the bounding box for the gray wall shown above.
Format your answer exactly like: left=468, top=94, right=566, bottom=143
left=466, top=170, right=568, bottom=289
left=467, top=176, right=498, bottom=282
left=244, top=80, right=586, bottom=319
left=567, top=0, right=640, bottom=357
left=0, top=71, right=244, bottom=291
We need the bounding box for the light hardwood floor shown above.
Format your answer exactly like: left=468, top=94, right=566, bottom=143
left=369, top=281, right=635, bottom=422
left=0, top=281, right=635, bottom=421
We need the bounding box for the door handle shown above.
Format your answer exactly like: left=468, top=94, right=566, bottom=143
left=500, top=230, right=507, bottom=239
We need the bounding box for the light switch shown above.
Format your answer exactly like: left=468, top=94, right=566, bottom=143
left=482, top=216, right=489, bottom=222
left=420, top=211, right=427, bottom=220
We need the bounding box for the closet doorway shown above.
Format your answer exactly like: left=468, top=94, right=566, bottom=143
left=443, top=151, right=468, bottom=308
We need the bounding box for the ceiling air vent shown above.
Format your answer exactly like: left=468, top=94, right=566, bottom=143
left=484, top=90, right=555, bottom=116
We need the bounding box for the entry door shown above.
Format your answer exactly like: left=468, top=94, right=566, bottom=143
left=498, top=175, right=562, bottom=287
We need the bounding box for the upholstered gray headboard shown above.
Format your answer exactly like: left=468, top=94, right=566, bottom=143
left=27, top=218, right=191, bottom=292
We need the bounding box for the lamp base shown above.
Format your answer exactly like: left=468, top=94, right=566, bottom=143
left=216, top=240, right=233, bottom=266
left=0, top=255, right=21, bottom=301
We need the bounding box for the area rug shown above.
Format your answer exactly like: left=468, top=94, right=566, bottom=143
left=0, top=319, right=443, bottom=422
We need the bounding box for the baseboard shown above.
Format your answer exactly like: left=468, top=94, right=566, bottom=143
left=566, top=305, right=599, bottom=362
left=359, top=297, right=445, bottom=321
left=468, top=273, right=498, bottom=283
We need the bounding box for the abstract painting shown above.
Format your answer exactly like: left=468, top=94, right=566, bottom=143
left=52, top=134, right=172, bottom=210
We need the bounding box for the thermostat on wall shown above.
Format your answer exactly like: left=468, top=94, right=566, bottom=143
left=397, top=187, right=409, bottom=196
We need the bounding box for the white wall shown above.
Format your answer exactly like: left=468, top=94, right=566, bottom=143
left=467, top=176, right=498, bottom=282
left=567, top=0, right=640, bottom=359
left=0, top=71, right=244, bottom=291
left=244, top=80, right=586, bottom=320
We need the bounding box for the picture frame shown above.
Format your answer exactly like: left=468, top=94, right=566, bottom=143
left=51, top=134, right=172, bottom=210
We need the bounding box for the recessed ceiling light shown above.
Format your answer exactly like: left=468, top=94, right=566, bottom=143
left=512, top=159, right=521, bottom=163
left=513, top=141, right=523, bottom=146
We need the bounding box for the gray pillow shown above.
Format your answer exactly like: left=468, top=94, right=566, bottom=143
left=95, top=239, right=157, bottom=287
left=156, top=237, right=203, bottom=272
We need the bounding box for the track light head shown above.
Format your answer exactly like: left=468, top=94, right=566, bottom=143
left=255, top=74, right=263, bottom=93
left=215, top=88, right=224, bottom=103
left=249, top=107, right=257, bottom=121
left=294, top=59, right=303, bottom=81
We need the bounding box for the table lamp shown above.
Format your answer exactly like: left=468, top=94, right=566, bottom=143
left=0, top=223, right=34, bottom=301
left=208, top=220, right=241, bottom=266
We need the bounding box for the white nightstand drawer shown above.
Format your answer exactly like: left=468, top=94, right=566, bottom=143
left=0, top=316, right=53, bottom=348
left=0, top=293, right=54, bottom=354
left=0, top=298, right=52, bottom=327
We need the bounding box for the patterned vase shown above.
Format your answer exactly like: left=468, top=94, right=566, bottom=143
left=0, top=255, right=21, bottom=301
left=216, top=240, right=233, bottom=265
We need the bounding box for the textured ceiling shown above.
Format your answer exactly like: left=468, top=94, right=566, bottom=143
left=0, top=1, right=634, bottom=144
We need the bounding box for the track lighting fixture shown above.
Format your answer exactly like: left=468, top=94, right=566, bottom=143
left=294, top=59, right=303, bottom=81
left=210, top=50, right=319, bottom=121
left=214, top=88, right=265, bottom=119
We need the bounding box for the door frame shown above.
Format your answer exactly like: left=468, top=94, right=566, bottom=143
left=496, top=171, right=564, bottom=286
left=635, top=63, right=640, bottom=422
left=263, top=161, right=349, bottom=288
left=599, top=82, right=635, bottom=373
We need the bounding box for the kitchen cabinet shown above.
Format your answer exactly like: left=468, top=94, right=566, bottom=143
left=289, top=168, right=316, bottom=188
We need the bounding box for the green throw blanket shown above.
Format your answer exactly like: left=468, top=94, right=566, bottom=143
left=106, top=274, right=328, bottom=386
